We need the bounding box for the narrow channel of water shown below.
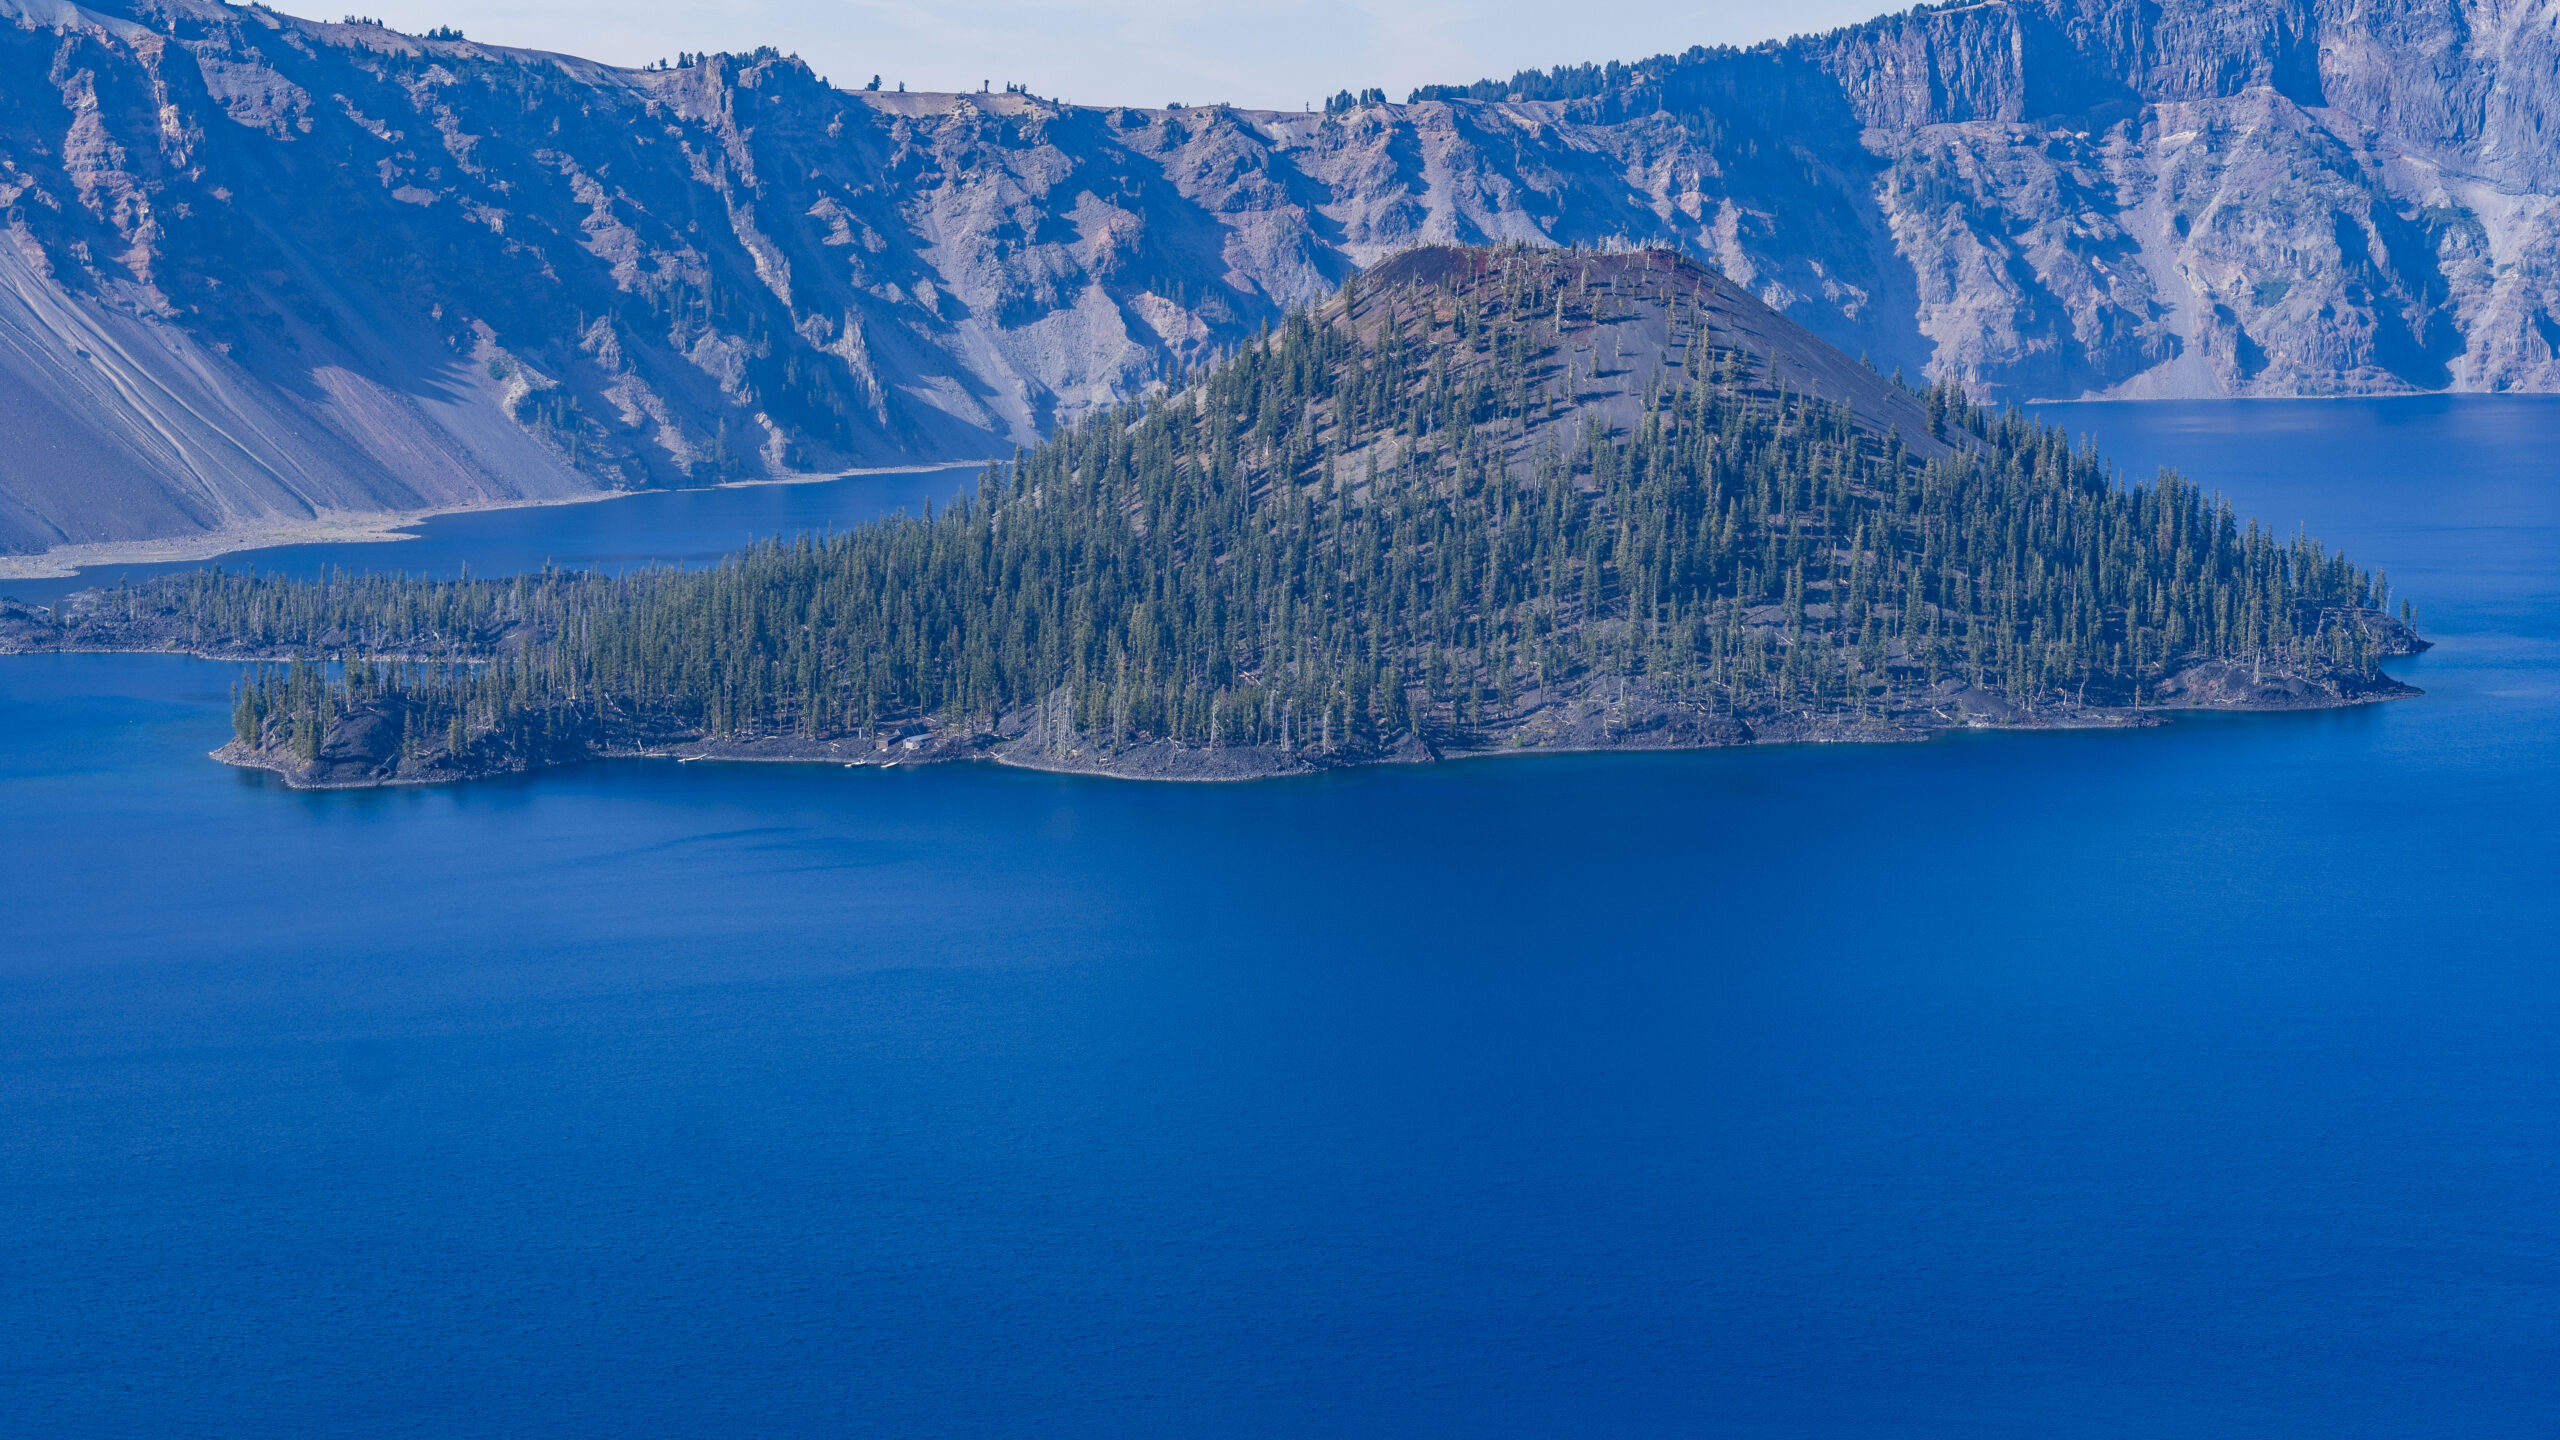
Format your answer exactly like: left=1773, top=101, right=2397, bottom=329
left=0, top=466, right=980, bottom=608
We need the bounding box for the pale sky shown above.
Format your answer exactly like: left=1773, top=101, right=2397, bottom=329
left=348, top=0, right=1901, bottom=110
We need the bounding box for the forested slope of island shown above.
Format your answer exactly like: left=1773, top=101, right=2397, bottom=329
left=0, top=247, right=2425, bottom=787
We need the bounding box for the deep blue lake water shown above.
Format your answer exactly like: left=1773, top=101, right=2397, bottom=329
left=3, top=400, right=2554, bottom=1436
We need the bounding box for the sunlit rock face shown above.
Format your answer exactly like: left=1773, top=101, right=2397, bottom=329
left=4, top=0, right=2559, bottom=553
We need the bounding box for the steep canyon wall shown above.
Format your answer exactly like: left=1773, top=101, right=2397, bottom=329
left=2, top=0, right=2554, bottom=553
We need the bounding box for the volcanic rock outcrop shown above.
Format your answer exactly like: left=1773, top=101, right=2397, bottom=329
left=3, top=0, right=2557, bottom=557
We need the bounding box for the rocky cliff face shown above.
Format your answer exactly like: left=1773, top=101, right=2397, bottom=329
left=2, top=0, right=2555, bottom=556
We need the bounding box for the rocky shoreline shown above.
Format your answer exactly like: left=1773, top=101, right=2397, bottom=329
left=198, top=663, right=2424, bottom=792
left=4, top=591, right=2433, bottom=792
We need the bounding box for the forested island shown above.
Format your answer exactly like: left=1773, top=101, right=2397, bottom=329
left=0, top=246, right=2425, bottom=789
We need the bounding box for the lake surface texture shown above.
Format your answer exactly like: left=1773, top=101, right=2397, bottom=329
left=4, top=400, right=2554, bottom=1436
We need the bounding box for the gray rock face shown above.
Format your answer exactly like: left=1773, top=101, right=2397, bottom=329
left=3, top=0, right=2558, bottom=555
left=1826, top=0, right=2560, bottom=399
